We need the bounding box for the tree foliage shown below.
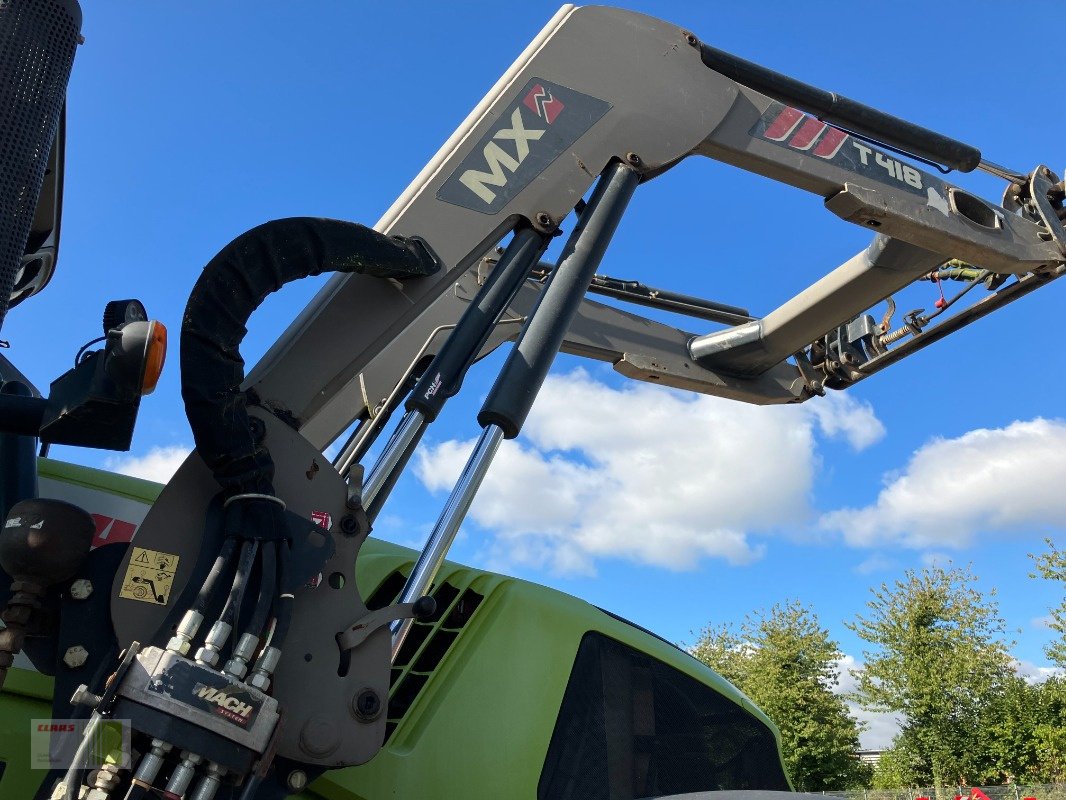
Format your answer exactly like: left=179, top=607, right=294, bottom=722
left=1032, top=538, right=1066, bottom=668
left=847, top=565, right=1015, bottom=793
left=692, top=601, right=870, bottom=791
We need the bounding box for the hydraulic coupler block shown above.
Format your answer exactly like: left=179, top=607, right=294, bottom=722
left=110, top=645, right=278, bottom=774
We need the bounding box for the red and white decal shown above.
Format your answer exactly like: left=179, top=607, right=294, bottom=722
left=90, top=515, right=137, bottom=547
left=38, top=475, right=152, bottom=549
left=523, top=83, right=565, bottom=125
left=310, top=510, right=332, bottom=530
left=761, top=105, right=848, bottom=159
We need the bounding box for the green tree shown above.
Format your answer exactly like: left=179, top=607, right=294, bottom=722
left=871, top=738, right=924, bottom=791
left=692, top=601, right=869, bottom=791
left=1032, top=538, right=1066, bottom=667
left=847, top=565, right=1015, bottom=795
left=983, top=673, right=1066, bottom=784
left=1031, top=676, right=1066, bottom=782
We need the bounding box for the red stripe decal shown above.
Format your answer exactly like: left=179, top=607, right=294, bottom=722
left=788, top=117, right=828, bottom=151
left=762, top=107, right=805, bottom=141
left=812, top=126, right=848, bottom=158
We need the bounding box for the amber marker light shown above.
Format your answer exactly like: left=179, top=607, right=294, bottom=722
left=104, top=319, right=168, bottom=396
left=140, top=320, right=167, bottom=395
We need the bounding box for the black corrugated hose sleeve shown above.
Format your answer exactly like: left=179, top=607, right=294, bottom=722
left=180, top=217, right=439, bottom=499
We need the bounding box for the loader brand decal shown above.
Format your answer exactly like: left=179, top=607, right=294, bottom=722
left=118, top=546, right=179, bottom=605
left=437, top=78, right=611, bottom=214
left=523, top=83, right=565, bottom=124
left=148, top=660, right=263, bottom=728
left=193, top=684, right=256, bottom=725
left=752, top=102, right=936, bottom=196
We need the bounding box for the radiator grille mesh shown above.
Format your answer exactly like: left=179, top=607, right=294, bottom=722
left=0, top=0, right=79, bottom=329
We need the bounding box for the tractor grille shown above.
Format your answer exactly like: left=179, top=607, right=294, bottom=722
left=365, top=570, right=484, bottom=742
left=0, top=0, right=80, bottom=329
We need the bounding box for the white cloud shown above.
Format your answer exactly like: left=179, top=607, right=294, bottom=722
left=919, top=551, right=953, bottom=569
left=854, top=554, right=896, bottom=575
left=806, top=391, right=886, bottom=451
left=821, top=418, right=1066, bottom=549
left=105, top=445, right=191, bottom=484
left=1032, top=614, right=1055, bottom=630
left=1012, top=657, right=1063, bottom=684
left=414, top=369, right=884, bottom=575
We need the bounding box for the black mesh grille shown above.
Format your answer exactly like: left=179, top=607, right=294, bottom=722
left=0, top=0, right=80, bottom=330
left=368, top=569, right=484, bottom=743
left=539, top=632, right=790, bottom=800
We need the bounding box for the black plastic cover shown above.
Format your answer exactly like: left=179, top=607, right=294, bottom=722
left=538, top=633, right=790, bottom=800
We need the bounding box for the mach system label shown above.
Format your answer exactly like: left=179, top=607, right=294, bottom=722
left=437, top=78, right=611, bottom=214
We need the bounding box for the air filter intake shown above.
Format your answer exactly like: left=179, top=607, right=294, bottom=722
left=0, top=0, right=81, bottom=332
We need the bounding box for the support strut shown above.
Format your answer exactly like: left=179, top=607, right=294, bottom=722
left=360, top=226, right=549, bottom=519
left=390, top=162, right=640, bottom=659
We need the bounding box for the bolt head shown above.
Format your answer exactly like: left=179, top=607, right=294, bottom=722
left=352, top=688, right=383, bottom=722
left=625, top=152, right=642, bottom=166
left=248, top=672, right=271, bottom=691
left=534, top=212, right=552, bottom=227
left=287, top=770, right=308, bottom=791
left=63, top=645, right=89, bottom=669
left=69, top=579, right=93, bottom=600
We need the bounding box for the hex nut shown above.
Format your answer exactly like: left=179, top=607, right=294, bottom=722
left=166, top=636, right=191, bottom=656
left=63, top=646, right=89, bottom=669
left=69, top=579, right=93, bottom=601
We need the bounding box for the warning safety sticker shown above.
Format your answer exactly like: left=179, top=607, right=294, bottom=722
left=119, top=547, right=179, bottom=605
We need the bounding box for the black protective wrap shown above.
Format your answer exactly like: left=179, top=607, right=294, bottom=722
left=0, top=0, right=81, bottom=331
left=180, top=217, right=439, bottom=499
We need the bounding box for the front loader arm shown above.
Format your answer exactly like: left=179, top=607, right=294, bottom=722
left=247, top=3, right=745, bottom=446
left=52, top=6, right=1062, bottom=797
left=246, top=4, right=1063, bottom=450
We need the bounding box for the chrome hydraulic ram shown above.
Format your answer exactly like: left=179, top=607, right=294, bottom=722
left=359, top=226, right=549, bottom=518
left=390, top=161, right=640, bottom=659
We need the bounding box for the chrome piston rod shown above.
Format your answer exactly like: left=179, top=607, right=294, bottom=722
left=359, top=227, right=548, bottom=517
left=391, top=162, right=640, bottom=659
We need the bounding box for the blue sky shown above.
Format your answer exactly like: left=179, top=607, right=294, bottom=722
left=5, top=2, right=1064, bottom=746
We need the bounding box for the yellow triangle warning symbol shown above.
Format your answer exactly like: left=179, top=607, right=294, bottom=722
left=134, top=550, right=152, bottom=564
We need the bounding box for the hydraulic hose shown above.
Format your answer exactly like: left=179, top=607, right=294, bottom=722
left=270, top=543, right=294, bottom=649
left=180, top=217, right=439, bottom=499
left=219, top=539, right=258, bottom=628
left=246, top=541, right=276, bottom=640
left=191, top=536, right=238, bottom=616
